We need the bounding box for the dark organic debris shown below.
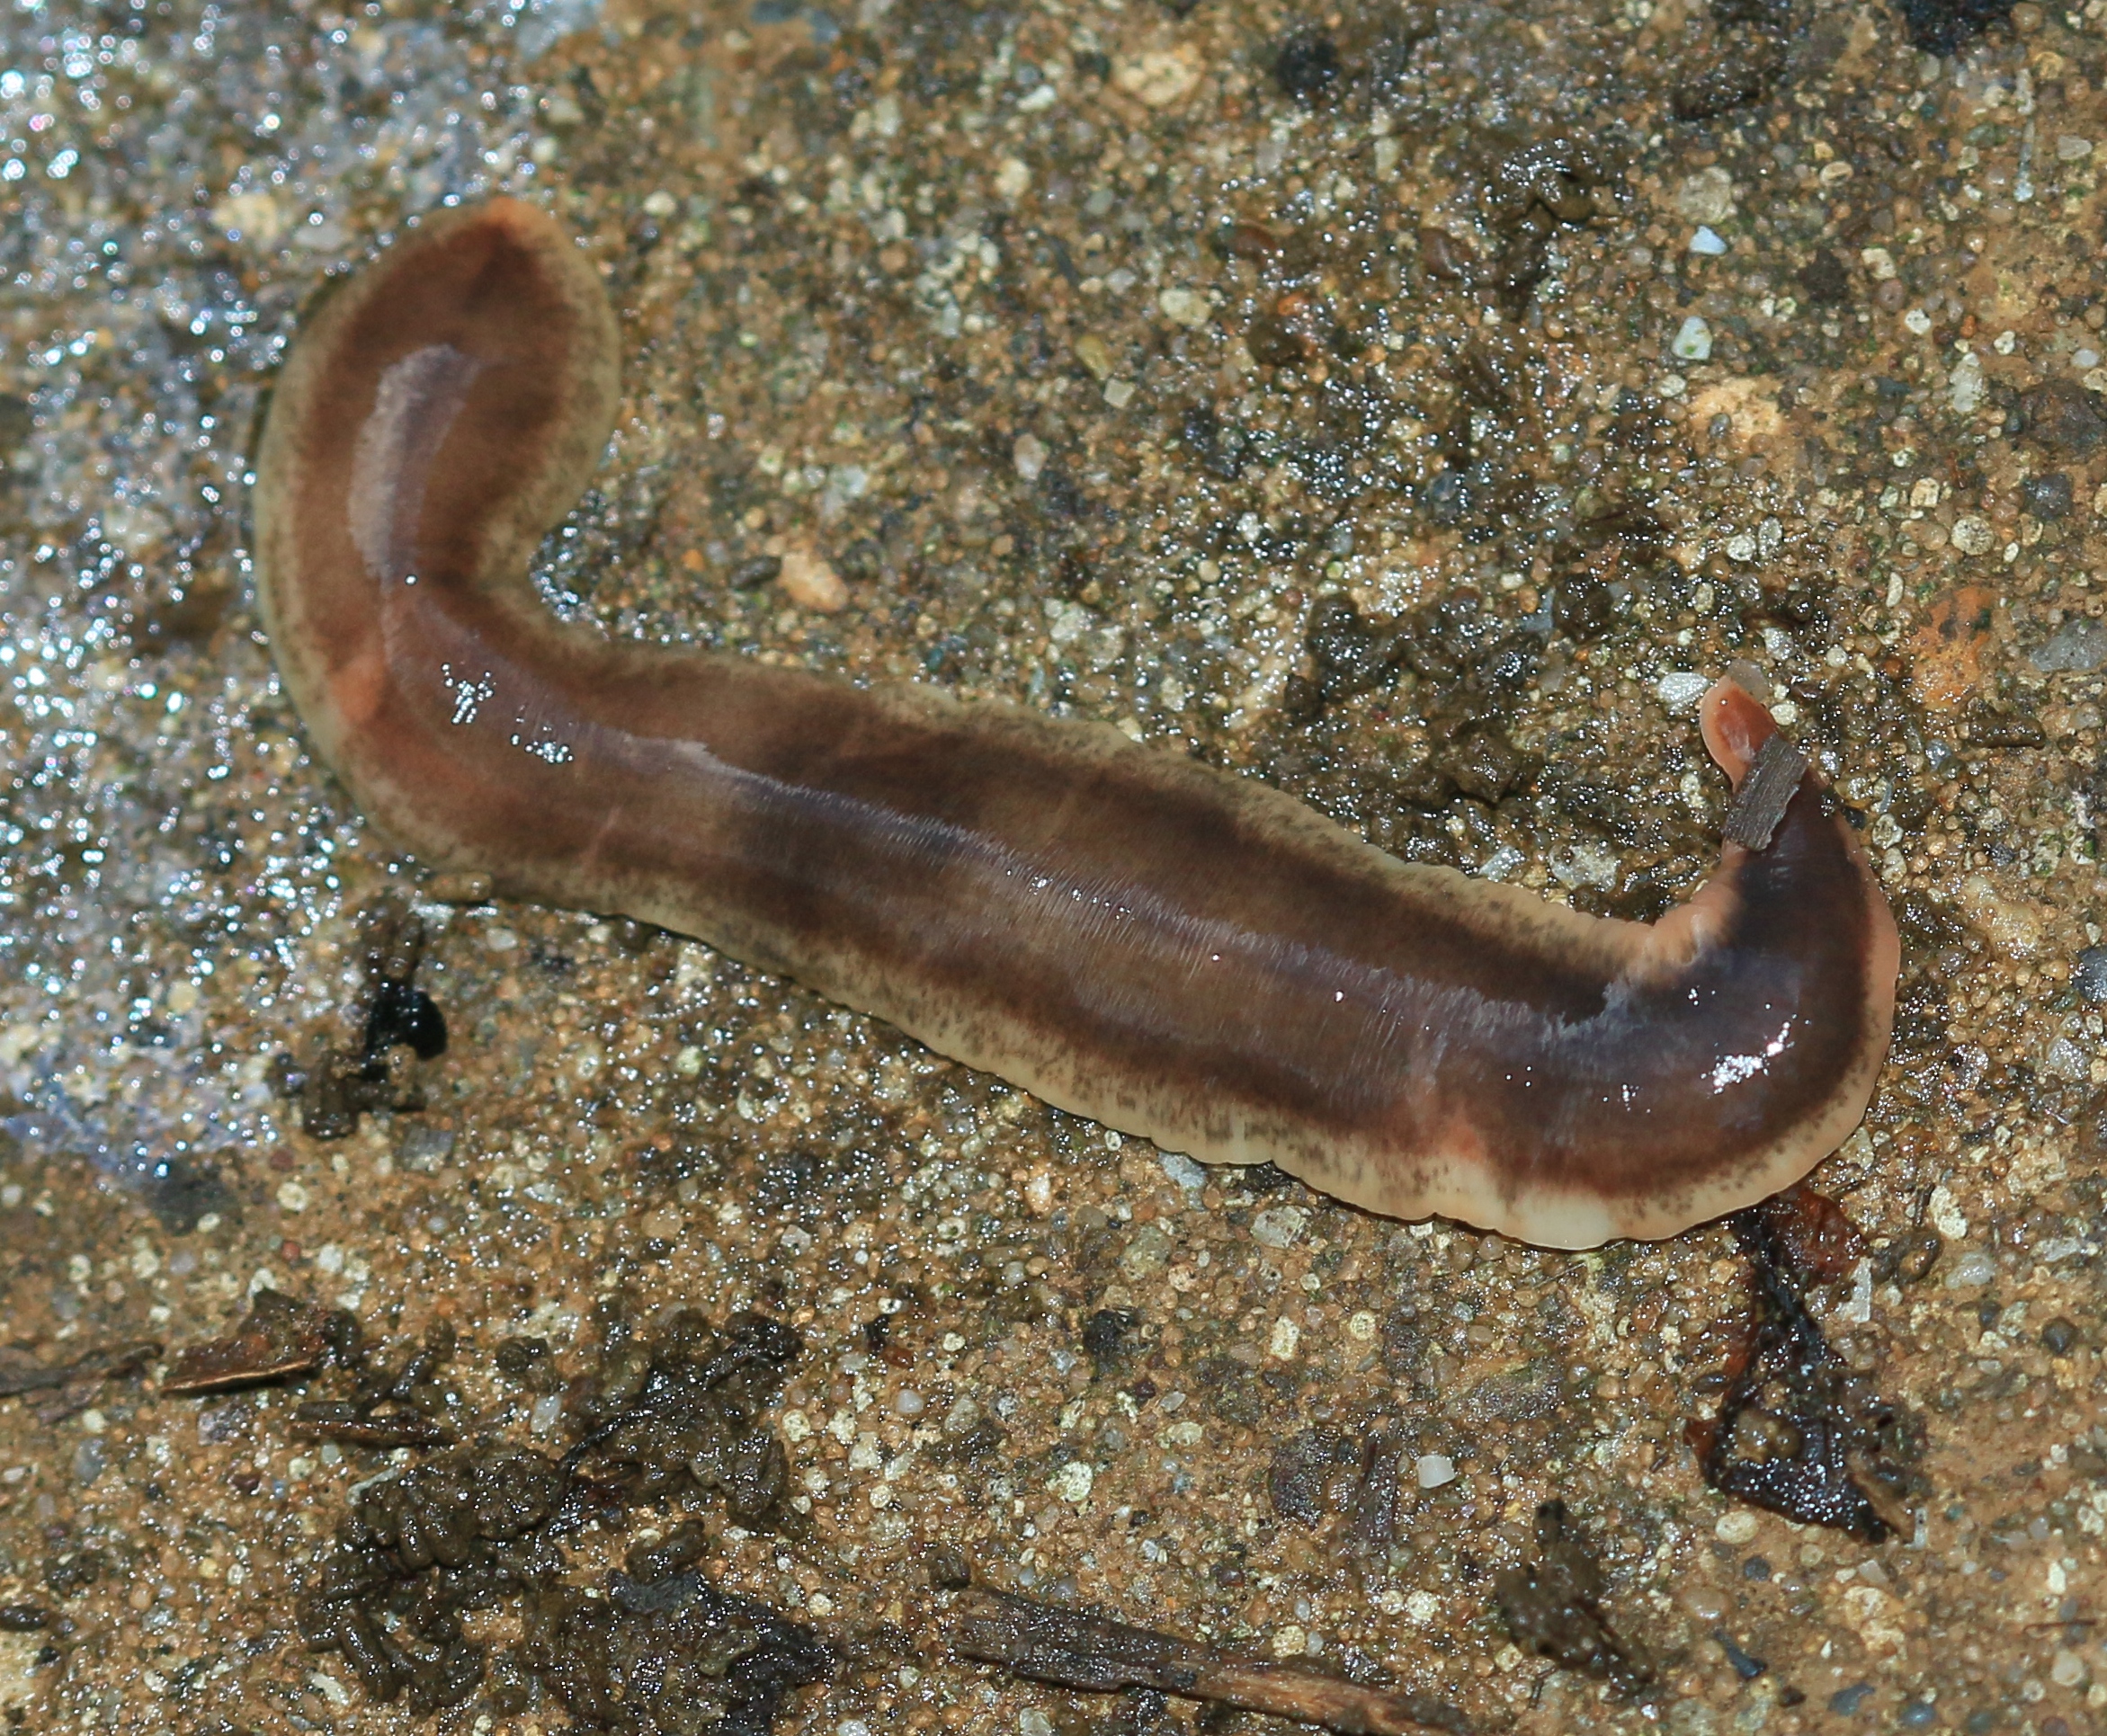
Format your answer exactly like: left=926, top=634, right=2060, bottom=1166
left=299, top=1445, right=581, bottom=1714
left=1268, top=1425, right=1363, bottom=1526
left=1478, top=138, right=1608, bottom=313
left=1546, top=505, right=1665, bottom=643
left=0, top=1603, right=52, bottom=1631
left=953, top=1587, right=1470, bottom=1734
left=562, top=1307, right=803, bottom=1527
left=1301, top=593, right=1407, bottom=708
left=1721, top=734, right=1809, bottom=851
left=1671, top=0, right=1791, bottom=121
left=0, top=1339, right=160, bottom=1402
left=1758, top=1181, right=1866, bottom=1283
left=291, top=1318, right=460, bottom=1448
left=1347, top=1420, right=1409, bottom=1562
left=43, top=1550, right=103, bottom=1598
left=1894, top=0, right=2013, bottom=57
left=1495, top=1500, right=1652, bottom=1696
left=529, top=1522, right=834, bottom=1734
left=1688, top=1192, right=1919, bottom=1540
left=280, top=895, right=450, bottom=1140
left=162, top=1288, right=361, bottom=1395
left=297, top=1309, right=818, bottom=1726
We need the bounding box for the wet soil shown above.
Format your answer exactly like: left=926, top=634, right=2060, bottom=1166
left=4, top=0, right=2107, bottom=1731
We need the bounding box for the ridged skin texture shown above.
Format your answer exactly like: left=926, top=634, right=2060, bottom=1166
left=254, top=200, right=1900, bottom=1248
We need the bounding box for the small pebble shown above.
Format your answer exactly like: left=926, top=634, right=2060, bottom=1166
left=1415, top=1453, right=1457, bottom=1490
left=2040, top=1317, right=2079, bottom=1355
left=1943, top=1248, right=1997, bottom=1289
left=2072, top=946, right=2107, bottom=1002
left=1689, top=226, right=1728, bottom=256
left=779, top=548, right=848, bottom=613
left=1656, top=671, right=1711, bottom=712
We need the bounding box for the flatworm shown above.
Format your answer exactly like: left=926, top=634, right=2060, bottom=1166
left=254, top=199, right=1898, bottom=1247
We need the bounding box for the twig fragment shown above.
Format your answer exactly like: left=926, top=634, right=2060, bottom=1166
left=953, top=1588, right=1469, bottom=1734
left=1722, top=732, right=1808, bottom=851
left=0, top=1340, right=160, bottom=1400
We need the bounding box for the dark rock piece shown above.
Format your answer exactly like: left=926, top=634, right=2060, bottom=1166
left=1081, top=1308, right=1140, bottom=1373
left=1798, top=251, right=1851, bottom=307
left=1245, top=312, right=1310, bottom=368
left=2019, top=377, right=2106, bottom=456
left=0, top=1604, right=51, bottom=1631
left=1273, top=28, right=1342, bottom=103
left=1495, top=1501, right=1652, bottom=1695
left=730, top=555, right=783, bottom=589
left=2023, top=471, right=2074, bottom=520
left=1714, top=1628, right=1768, bottom=1679
left=2041, top=1317, right=2080, bottom=1355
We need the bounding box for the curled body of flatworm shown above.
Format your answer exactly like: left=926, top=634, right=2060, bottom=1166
left=253, top=199, right=1898, bottom=1249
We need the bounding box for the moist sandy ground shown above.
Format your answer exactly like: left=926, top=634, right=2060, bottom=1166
left=4, top=0, right=2107, bottom=1731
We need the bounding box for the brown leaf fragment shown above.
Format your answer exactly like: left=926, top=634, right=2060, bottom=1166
left=953, top=1588, right=1470, bottom=1734
left=162, top=1289, right=362, bottom=1395
left=1495, top=1500, right=1653, bottom=1696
